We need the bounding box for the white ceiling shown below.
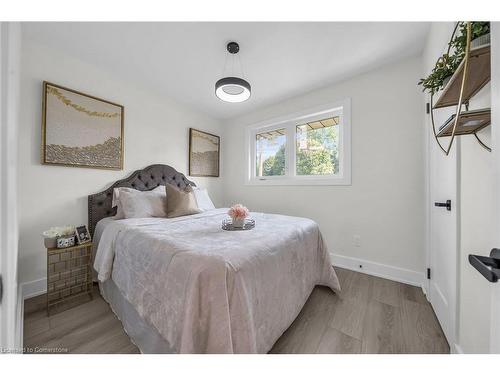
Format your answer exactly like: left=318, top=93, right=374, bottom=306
left=23, top=22, right=430, bottom=120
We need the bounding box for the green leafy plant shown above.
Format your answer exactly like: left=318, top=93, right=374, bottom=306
left=418, top=53, right=459, bottom=95
left=449, top=21, right=490, bottom=61
left=418, top=21, right=490, bottom=95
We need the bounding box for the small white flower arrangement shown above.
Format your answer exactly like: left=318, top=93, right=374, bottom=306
left=42, top=229, right=59, bottom=239
left=42, top=226, right=75, bottom=248
left=42, top=226, right=75, bottom=238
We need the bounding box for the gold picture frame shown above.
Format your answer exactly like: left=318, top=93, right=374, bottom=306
left=189, top=128, right=220, bottom=177
left=41, top=81, right=124, bottom=170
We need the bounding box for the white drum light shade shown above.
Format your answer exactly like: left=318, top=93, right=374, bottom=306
left=215, top=76, right=251, bottom=103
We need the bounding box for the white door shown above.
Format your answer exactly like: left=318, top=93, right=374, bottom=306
left=0, top=21, right=21, bottom=351
left=428, top=104, right=459, bottom=346
left=423, top=23, right=460, bottom=347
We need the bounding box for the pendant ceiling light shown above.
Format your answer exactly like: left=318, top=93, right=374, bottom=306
left=215, top=42, right=251, bottom=103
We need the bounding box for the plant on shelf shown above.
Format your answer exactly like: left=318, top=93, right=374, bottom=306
left=418, top=53, right=460, bottom=95
left=449, top=21, right=490, bottom=61
left=418, top=21, right=490, bottom=95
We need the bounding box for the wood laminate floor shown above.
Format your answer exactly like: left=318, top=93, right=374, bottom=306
left=23, top=268, right=449, bottom=354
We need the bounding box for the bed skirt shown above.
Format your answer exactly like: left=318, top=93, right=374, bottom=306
left=99, top=279, right=175, bottom=354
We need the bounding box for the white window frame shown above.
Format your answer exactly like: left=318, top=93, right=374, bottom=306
left=245, top=98, right=351, bottom=186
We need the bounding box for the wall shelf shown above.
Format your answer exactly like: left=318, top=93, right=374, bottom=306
left=433, top=44, right=491, bottom=109
left=437, top=108, right=491, bottom=137
left=427, top=22, right=492, bottom=155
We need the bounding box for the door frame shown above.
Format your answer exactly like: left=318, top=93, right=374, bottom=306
left=490, top=21, right=500, bottom=354
left=0, top=21, right=21, bottom=351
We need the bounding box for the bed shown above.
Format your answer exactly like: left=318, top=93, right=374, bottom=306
left=89, top=164, right=340, bottom=354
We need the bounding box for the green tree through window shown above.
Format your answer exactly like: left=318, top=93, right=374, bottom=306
left=262, top=145, right=285, bottom=176
left=296, top=123, right=338, bottom=175
left=255, top=129, right=286, bottom=176
left=255, top=116, right=340, bottom=176
left=255, top=117, right=339, bottom=177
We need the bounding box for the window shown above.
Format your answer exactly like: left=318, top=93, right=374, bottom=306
left=296, top=117, right=339, bottom=176
left=255, top=128, right=286, bottom=177
left=246, top=99, right=351, bottom=185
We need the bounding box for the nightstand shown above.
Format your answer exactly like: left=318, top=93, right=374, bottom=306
left=46, top=242, right=93, bottom=315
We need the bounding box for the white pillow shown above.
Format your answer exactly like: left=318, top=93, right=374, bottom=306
left=119, top=189, right=167, bottom=219
left=112, top=185, right=164, bottom=219
left=193, top=187, right=215, bottom=211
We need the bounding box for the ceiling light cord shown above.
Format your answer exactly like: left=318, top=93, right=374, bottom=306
left=223, top=42, right=244, bottom=79
left=237, top=53, right=245, bottom=79
left=222, top=50, right=229, bottom=78
left=231, top=52, right=235, bottom=76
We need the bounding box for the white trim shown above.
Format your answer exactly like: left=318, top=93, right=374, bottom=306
left=244, top=175, right=352, bottom=186
left=451, top=343, right=464, bottom=354
left=245, top=99, right=352, bottom=186
left=0, top=21, right=21, bottom=351
left=421, top=282, right=429, bottom=300
left=331, top=253, right=425, bottom=288
left=21, top=278, right=47, bottom=300
left=490, top=22, right=500, bottom=354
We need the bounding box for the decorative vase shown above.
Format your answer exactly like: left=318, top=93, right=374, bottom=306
left=56, top=235, right=75, bottom=249
left=44, top=237, right=57, bottom=249
left=232, top=218, right=245, bottom=228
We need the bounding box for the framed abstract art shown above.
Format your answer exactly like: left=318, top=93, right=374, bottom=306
left=41, top=81, right=124, bottom=169
left=189, top=128, right=220, bottom=177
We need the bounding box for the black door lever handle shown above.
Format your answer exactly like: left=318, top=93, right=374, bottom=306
left=434, top=200, right=451, bottom=211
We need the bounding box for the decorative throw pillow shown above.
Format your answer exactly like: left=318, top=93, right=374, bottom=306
left=166, top=184, right=202, bottom=218
left=193, top=187, right=216, bottom=211
left=119, top=189, right=168, bottom=219
left=112, top=185, right=164, bottom=219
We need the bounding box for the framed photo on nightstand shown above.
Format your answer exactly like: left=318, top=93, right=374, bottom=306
left=75, top=225, right=91, bottom=244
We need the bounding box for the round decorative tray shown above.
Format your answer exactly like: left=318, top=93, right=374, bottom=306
left=222, top=218, right=255, bottom=231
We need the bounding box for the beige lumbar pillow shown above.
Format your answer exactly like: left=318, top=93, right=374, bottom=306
left=166, top=184, right=202, bottom=218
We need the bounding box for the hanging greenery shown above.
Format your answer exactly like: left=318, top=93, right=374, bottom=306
left=418, top=21, right=490, bottom=95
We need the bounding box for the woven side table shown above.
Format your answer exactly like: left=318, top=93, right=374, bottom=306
left=46, top=242, right=93, bottom=316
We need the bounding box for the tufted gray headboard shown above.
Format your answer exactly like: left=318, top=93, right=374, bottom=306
left=88, top=164, right=195, bottom=236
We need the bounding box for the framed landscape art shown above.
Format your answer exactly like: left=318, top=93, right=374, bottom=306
left=189, top=128, right=220, bottom=177
left=41, top=81, right=124, bottom=169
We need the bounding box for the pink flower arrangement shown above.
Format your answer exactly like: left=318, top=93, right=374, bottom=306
left=228, top=204, right=249, bottom=220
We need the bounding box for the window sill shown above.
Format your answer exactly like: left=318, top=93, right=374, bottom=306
left=245, top=176, right=351, bottom=186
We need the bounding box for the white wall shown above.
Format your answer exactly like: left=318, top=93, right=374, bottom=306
left=18, top=35, right=224, bottom=294
left=422, top=22, right=494, bottom=353
left=222, top=56, right=426, bottom=284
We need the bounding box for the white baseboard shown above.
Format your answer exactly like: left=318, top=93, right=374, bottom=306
left=421, top=282, right=430, bottom=301
left=21, top=277, right=47, bottom=300
left=331, top=253, right=425, bottom=288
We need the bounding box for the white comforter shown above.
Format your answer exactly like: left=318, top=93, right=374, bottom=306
left=94, top=208, right=340, bottom=353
